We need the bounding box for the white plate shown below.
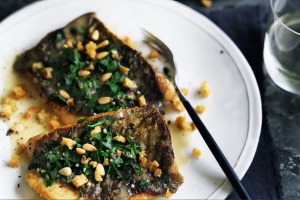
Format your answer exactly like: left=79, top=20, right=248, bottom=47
left=0, top=0, right=262, bottom=199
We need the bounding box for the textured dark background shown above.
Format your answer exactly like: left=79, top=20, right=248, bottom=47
left=1, top=0, right=299, bottom=199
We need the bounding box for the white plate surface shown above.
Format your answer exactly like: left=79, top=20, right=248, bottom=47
left=0, top=0, right=262, bottom=199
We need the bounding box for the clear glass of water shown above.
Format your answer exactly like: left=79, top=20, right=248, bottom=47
left=264, top=0, right=300, bottom=94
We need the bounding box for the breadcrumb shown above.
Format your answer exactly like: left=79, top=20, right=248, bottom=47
left=0, top=98, right=17, bottom=119
left=148, top=49, right=159, bottom=59
left=192, top=148, right=202, bottom=158
left=123, top=36, right=136, bottom=49
left=165, top=188, right=172, bottom=198
left=60, top=137, right=76, bottom=150
left=12, top=86, right=26, bottom=100
left=72, top=174, right=88, bottom=188
left=201, top=0, right=212, bottom=8
left=149, top=160, right=159, bottom=172
left=181, top=88, right=189, bottom=96
left=23, top=107, right=41, bottom=119
left=154, top=168, right=162, bottom=177
left=9, top=154, right=20, bottom=168
left=175, top=116, right=193, bottom=131
left=17, top=143, right=27, bottom=154
left=199, top=81, right=211, bottom=98
left=195, top=105, right=206, bottom=114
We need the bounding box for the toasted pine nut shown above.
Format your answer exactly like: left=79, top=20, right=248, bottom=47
left=58, top=167, right=72, bottom=176
left=96, top=163, right=105, bottom=176
left=66, top=98, right=75, bottom=106
left=94, top=169, right=103, bottom=182
left=97, top=40, right=109, bottom=48
left=112, top=52, right=120, bottom=61
left=100, top=73, right=112, bottom=82
left=113, top=135, right=126, bottom=143
left=96, top=52, right=109, bottom=60
left=76, top=147, right=86, bottom=155
left=119, top=65, right=129, bottom=74
left=78, top=70, right=91, bottom=77
left=59, top=89, right=70, bottom=99
left=91, top=30, right=100, bottom=41
left=98, top=97, right=111, bottom=105
left=123, top=77, right=135, bottom=89
left=83, top=143, right=97, bottom=152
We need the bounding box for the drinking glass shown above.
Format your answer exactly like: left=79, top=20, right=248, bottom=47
left=264, top=0, right=300, bottom=94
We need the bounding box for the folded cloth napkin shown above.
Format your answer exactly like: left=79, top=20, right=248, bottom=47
left=200, top=5, right=283, bottom=200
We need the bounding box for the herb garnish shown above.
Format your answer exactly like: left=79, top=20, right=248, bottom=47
left=45, top=30, right=137, bottom=115
left=28, top=115, right=143, bottom=187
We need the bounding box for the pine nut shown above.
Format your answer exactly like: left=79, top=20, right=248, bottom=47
left=96, top=51, right=109, bottom=60
left=66, top=98, right=75, bottom=106
left=83, top=143, right=97, bottom=152
left=97, top=40, right=109, bottom=48
left=58, top=167, right=72, bottom=176
left=100, top=73, right=112, bottom=82
left=94, top=169, right=103, bottom=182
left=113, top=135, right=126, bottom=143
left=76, top=147, right=86, bottom=155
left=91, top=30, right=100, bottom=41
left=98, top=97, right=112, bottom=105
left=78, top=70, right=91, bottom=77
left=119, top=65, right=129, bottom=74
left=59, top=89, right=70, bottom=99
left=96, top=163, right=105, bottom=176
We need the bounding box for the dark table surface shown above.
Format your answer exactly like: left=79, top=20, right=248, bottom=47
left=1, top=0, right=299, bottom=199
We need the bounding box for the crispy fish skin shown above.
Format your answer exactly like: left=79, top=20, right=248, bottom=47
left=13, top=13, right=165, bottom=121
left=26, top=106, right=183, bottom=199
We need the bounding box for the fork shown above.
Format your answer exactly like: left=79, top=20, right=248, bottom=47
left=142, top=29, right=251, bottom=200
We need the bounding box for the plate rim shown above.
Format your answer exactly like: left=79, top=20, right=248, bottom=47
left=0, top=0, right=262, bottom=199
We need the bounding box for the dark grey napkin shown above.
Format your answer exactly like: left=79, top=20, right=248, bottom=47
left=200, top=5, right=282, bottom=200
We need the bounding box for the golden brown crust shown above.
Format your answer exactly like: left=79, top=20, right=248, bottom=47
left=26, top=170, right=161, bottom=200
left=26, top=107, right=182, bottom=199
left=25, top=170, right=88, bottom=200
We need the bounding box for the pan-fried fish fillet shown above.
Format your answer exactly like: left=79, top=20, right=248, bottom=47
left=26, top=106, right=183, bottom=199
left=13, top=13, right=174, bottom=124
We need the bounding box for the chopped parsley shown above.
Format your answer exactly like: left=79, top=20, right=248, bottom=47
left=28, top=116, right=143, bottom=187
left=44, top=30, right=138, bottom=115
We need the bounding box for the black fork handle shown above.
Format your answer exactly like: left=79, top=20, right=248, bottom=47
left=180, top=95, right=251, bottom=200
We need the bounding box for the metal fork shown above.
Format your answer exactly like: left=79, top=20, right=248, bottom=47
left=142, top=29, right=251, bottom=200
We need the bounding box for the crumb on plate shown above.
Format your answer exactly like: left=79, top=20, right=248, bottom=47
left=199, top=80, right=211, bottom=98
left=192, top=148, right=202, bottom=159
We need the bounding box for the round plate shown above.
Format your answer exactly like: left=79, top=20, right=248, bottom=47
left=0, top=0, right=262, bottom=199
